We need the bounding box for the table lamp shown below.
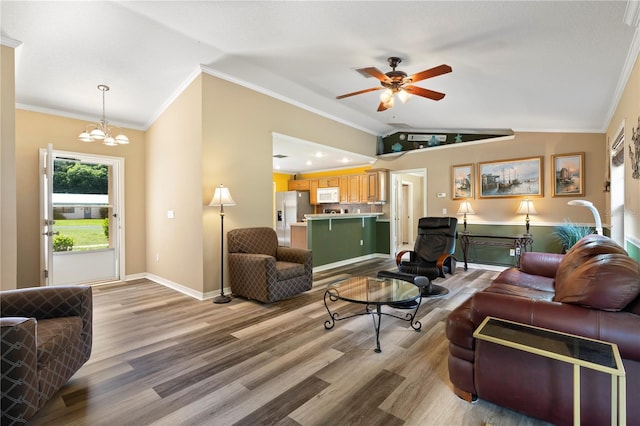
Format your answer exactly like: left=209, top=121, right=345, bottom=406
left=515, top=199, right=537, bottom=235
left=456, top=201, right=475, bottom=233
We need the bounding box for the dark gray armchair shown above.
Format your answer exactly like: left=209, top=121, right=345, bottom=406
left=1, top=285, right=93, bottom=425
left=227, top=227, right=313, bottom=303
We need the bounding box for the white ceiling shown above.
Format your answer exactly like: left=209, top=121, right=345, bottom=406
left=2, top=1, right=639, bottom=173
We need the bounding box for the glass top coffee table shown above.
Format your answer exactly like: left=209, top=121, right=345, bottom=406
left=323, top=276, right=422, bottom=353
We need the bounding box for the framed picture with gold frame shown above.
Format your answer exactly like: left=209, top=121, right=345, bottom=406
left=478, top=156, right=543, bottom=198
left=551, top=152, right=584, bottom=197
left=452, top=163, right=474, bottom=200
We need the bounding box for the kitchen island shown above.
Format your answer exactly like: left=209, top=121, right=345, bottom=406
left=302, top=213, right=389, bottom=269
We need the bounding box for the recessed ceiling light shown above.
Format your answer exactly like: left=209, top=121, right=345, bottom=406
left=306, top=160, right=312, bottom=166
left=341, top=157, right=350, bottom=163
left=275, top=165, right=281, bottom=170
left=315, top=152, right=324, bottom=158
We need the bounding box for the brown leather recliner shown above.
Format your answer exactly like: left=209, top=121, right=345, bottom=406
left=227, top=227, right=313, bottom=303
left=446, top=234, right=640, bottom=425
left=1, top=286, right=93, bottom=425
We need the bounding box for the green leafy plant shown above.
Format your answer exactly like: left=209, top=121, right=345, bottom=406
left=53, top=234, right=75, bottom=252
left=553, top=220, right=593, bottom=252
left=103, top=218, right=109, bottom=239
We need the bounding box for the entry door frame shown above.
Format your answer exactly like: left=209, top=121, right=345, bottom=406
left=390, top=169, right=427, bottom=256
left=40, top=147, right=126, bottom=286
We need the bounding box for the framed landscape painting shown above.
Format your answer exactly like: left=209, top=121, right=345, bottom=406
left=551, top=152, right=584, bottom=197
left=478, top=156, right=543, bottom=198
left=452, top=163, right=474, bottom=200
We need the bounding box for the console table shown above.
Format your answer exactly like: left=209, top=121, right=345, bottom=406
left=459, top=233, right=533, bottom=270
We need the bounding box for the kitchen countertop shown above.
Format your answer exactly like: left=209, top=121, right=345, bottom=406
left=304, top=212, right=384, bottom=220
left=290, top=222, right=307, bottom=227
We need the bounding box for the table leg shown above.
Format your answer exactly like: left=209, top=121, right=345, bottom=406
left=573, top=364, right=580, bottom=426
left=372, top=304, right=382, bottom=353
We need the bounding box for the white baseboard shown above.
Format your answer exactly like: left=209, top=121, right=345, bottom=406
left=312, top=253, right=391, bottom=273
left=141, top=273, right=217, bottom=301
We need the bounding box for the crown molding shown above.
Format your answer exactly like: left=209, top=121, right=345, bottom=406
left=16, top=103, right=145, bottom=131
left=0, top=36, right=22, bottom=48
left=624, top=1, right=640, bottom=28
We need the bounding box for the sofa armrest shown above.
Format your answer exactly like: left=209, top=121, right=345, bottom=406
left=276, top=247, right=312, bottom=272
left=470, top=291, right=640, bottom=361
left=1, top=317, right=39, bottom=423
left=519, top=252, right=564, bottom=278
left=0, top=286, right=92, bottom=364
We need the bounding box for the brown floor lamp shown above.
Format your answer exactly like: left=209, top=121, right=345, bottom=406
left=209, top=184, right=235, bottom=304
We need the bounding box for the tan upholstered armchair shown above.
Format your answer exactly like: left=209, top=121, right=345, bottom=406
left=1, top=286, right=92, bottom=425
left=227, top=227, right=313, bottom=303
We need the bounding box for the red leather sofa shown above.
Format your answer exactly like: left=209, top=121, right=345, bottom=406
left=446, top=234, right=640, bottom=425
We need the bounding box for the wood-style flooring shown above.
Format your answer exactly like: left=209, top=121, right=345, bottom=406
left=30, top=259, right=549, bottom=426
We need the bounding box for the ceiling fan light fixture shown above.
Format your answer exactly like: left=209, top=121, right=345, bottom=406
left=89, top=127, right=106, bottom=140
left=398, top=89, right=411, bottom=104
left=380, top=89, right=393, bottom=103
left=103, top=136, right=117, bottom=146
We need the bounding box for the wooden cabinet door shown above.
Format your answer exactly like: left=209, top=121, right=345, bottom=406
left=366, top=172, right=378, bottom=201
left=359, top=174, right=368, bottom=203
left=339, top=176, right=348, bottom=203
left=288, top=179, right=310, bottom=191
left=348, top=175, right=360, bottom=202
left=309, top=180, right=319, bottom=205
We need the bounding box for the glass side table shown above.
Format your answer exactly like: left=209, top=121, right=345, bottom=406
left=474, top=316, right=627, bottom=426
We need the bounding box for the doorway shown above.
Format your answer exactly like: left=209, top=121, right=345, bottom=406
left=40, top=146, right=125, bottom=285
left=390, top=169, right=427, bottom=256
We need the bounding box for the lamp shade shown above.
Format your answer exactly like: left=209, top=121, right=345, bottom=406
left=515, top=199, right=537, bottom=215
left=456, top=201, right=475, bottom=215
left=209, top=185, right=235, bottom=207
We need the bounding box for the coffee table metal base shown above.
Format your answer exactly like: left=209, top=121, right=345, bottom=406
left=323, top=290, right=422, bottom=353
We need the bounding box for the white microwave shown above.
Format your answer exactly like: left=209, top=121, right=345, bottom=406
left=317, top=187, right=339, bottom=203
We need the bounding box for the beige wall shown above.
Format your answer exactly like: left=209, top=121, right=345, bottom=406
left=14, top=110, right=146, bottom=288
left=199, top=72, right=377, bottom=294
left=606, top=53, right=640, bottom=247
left=146, top=76, right=204, bottom=292
left=1, top=45, right=17, bottom=290
left=375, top=132, right=606, bottom=229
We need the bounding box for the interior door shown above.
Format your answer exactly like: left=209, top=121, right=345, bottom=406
left=41, top=148, right=125, bottom=285
left=40, top=144, right=55, bottom=285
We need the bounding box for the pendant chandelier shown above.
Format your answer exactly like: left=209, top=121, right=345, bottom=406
left=78, top=84, right=129, bottom=146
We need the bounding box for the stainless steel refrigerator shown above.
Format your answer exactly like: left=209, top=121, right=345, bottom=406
left=275, top=191, right=313, bottom=247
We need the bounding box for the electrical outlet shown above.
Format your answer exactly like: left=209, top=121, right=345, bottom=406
left=360, top=240, right=363, bottom=246
left=442, top=208, right=447, bottom=215
left=509, top=249, right=515, bottom=256
left=515, top=247, right=521, bottom=255
left=155, top=253, right=160, bottom=262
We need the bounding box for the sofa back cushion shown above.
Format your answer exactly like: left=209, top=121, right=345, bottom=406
left=553, top=235, right=640, bottom=311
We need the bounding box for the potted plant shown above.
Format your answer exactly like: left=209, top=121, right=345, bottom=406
left=553, top=220, right=593, bottom=253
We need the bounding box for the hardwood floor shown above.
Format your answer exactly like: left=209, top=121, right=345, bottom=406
left=30, top=259, right=549, bottom=426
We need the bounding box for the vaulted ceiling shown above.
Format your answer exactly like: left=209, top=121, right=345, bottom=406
left=2, top=1, right=639, bottom=172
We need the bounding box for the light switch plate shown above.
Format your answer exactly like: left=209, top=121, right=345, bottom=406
left=167, top=210, right=175, bottom=219
left=437, top=192, right=446, bottom=198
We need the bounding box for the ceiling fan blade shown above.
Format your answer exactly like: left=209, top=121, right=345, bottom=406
left=404, top=85, right=446, bottom=101
left=409, top=64, right=452, bottom=83
left=336, top=87, right=382, bottom=99
left=356, top=67, right=389, bottom=82
left=377, top=102, right=389, bottom=112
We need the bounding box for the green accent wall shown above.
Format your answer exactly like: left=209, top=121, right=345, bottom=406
left=376, top=221, right=390, bottom=255
left=627, top=240, right=640, bottom=262
left=308, top=217, right=379, bottom=266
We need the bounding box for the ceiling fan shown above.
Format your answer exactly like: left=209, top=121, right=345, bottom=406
left=336, top=57, right=452, bottom=112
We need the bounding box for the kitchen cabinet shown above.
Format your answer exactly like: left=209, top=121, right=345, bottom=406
left=359, top=174, right=368, bottom=203
left=290, top=223, right=308, bottom=249
left=318, top=177, right=339, bottom=188
left=365, top=169, right=388, bottom=203
left=348, top=175, right=360, bottom=203
left=339, top=176, right=348, bottom=203
left=309, top=179, right=319, bottom=205
left=288, top=179, right=310, bottom=191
